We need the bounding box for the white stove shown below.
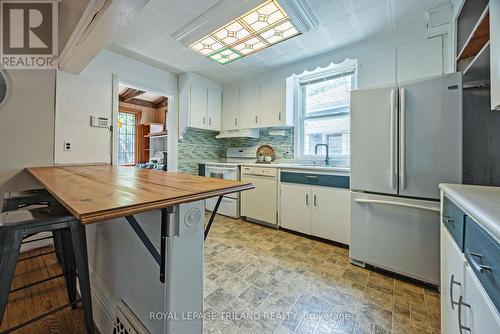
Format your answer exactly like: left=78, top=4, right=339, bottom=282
left=203, top=147, right=257, bottom=218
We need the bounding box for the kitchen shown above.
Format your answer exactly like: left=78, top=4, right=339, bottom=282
left=0, top=0, right=499, bottom=334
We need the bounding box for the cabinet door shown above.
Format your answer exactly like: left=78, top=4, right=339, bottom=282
left=207, top=89, right=222, bottom=131
left=311, top=187, right=350, bottom=244
left=441, top=224, right=466, bottom=334
left=280, top=184, right=311, bottom=234
left=461, top=265, right=500, bottom=333
left=491, top=0, right=500, bottom=110
left=190, top=84, right=207, bottom=129
left=239, top=85, right=260, bottom=128
left=260, top=79, right=285, bottom=127
left=222, top=89, right=239, bottom=130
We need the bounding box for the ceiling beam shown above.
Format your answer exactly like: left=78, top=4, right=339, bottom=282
left=152, top=97, right=168, bottom=109
left=119, top=88, right=145, bottom=102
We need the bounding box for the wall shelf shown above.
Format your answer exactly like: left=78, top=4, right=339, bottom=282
left=457, top=5, right=490, bottom=61
left=463, top=41, right=490, bottom=82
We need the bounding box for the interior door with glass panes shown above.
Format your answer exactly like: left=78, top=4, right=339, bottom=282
left=117, top=112, right=137, bottom=165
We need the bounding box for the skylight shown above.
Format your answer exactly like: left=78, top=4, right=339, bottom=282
left=189, top=0, right=300, bottom=64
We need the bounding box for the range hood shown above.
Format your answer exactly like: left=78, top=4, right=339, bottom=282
left=216, top=129, right=260, bottom=139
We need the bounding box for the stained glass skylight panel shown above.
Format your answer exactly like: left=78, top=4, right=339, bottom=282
left=189, top=0, right=300, bottom=64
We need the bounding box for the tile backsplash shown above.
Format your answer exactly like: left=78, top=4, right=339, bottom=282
left=177, top=128, right=223, bottom=174
left=177, top=128, right=294, bottom=175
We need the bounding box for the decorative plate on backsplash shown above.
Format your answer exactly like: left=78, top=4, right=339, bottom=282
left=256, top=145, right=275, bottom=162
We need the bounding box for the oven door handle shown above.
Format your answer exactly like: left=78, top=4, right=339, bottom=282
left=205, top=166, right=239, bottom=171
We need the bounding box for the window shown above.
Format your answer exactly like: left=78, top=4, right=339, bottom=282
left=296, top=67, right=355, bottom=166
left=118, top=112, right=136, bottom=165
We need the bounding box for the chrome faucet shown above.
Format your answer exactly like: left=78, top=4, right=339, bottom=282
left=315, top=143, right=329, bottom=165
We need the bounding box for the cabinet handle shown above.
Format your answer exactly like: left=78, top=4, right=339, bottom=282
left=235, top=118, right=238, bottom=126
left=313, top=194, right=317, bottom=207
left=255, top=116, right=258, bottom=124
left=306, top=175, right=318, bottom=180
left=467, top=250, right=493, bottom=273
left=458, top=296, right=471, bottom=333
left=209, top=118, right=212, bottom=126
left=279, top=112, right=282, bottom=121
left=442, top=215, right=454, bottom=225
left=203, top=117, right=206, bottom=125
left=450, top=274, right=461, bottom=310
left=305, top=194, right=309, bottom=206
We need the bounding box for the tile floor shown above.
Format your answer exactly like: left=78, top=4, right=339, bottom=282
left=203, top=215, right=440, bottom=334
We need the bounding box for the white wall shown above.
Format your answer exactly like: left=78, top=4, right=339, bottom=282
left=223, top=23, right=449, bottom=91
left=0, top=70, right=56, bottom=208
left=55, top=49, right=178, bottom=165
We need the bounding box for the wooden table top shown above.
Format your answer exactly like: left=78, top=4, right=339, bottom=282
left=27, top=165, right=254, bottom=224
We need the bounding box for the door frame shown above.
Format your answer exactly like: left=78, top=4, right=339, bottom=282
left=112, top=74, right=178, bottom=171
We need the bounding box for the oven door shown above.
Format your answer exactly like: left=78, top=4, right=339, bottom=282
left=205, top=165, right=239, bottom=200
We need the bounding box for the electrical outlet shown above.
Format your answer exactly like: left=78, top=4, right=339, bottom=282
left=64, top=141, right=72, bottom=151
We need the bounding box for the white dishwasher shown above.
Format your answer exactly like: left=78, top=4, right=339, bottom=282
left=241, top=166, right=278, bottom=227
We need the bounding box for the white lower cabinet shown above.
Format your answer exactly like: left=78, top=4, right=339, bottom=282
left=280, top=183, right=350, bottom=244
left=311, top=187, right=350, bottom=244
left=280, top=183, right=311, bottom=235
left=461, top=265, right=500, bottom=333
left=441, top=224, right=466, bottom=334
left=440, top=191, right=500, bottom=334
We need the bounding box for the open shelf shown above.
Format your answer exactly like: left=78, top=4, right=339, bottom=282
left=457, top=5, right=490, bottom=61
left=144, top=131, right=168, bottom=138
left=463, top=41, right=490, bottom=82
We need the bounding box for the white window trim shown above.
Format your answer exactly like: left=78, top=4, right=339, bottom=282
left=293, top=59, right=359, bottom=162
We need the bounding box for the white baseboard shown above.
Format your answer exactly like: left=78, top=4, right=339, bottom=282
left=77, top=268, right=117, bottom=334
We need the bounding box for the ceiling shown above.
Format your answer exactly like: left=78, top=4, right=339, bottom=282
left=108, top=0, right=446, bottom=84
left=119, top=84, right=167, bottom=108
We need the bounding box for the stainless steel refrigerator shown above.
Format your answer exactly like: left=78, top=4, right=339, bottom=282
left=350, top=72, right=463, bottom=285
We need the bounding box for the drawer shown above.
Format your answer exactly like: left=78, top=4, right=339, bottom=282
left=464, top=216, right=500, bottom=313
left=280, top=172, right=349, bottom=189
left=442, top=196, right=465, bottom=250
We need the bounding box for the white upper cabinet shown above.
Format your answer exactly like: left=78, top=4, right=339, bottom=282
left=178, top=73, right=222, bottom=134
left=221, top=78, right=293, bottom=130
left=190, top=84, right=208, bottom=129
left=397, top=36, right=443, bottom=83
left=491, top=0, right=500, bottom=110
left=260, top=78, right=289, bottom=127
left=239, top=85, right=261, bottom=129
left=207, top=88, right=222, bottom=130
left=222, top=88, right=240, bottom=130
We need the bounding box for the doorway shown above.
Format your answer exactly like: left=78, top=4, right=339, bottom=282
left=115, top=82, right=169, bottom=167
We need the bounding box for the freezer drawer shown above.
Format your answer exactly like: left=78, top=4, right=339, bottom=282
left=350, top=192, right=440, bottom=284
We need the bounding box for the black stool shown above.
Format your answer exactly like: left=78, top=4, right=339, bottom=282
left=2, top=189, right=59, bottom=211
left=0, top=206, right=94, bottom=334
left=2, top=189, right=64, bottom=263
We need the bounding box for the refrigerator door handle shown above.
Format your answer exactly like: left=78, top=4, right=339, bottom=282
left=399, top=88, right=406, bottom=190
left=354, top=198, right=440, bottom=213
left=390, top=88, right=397, bottom=190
